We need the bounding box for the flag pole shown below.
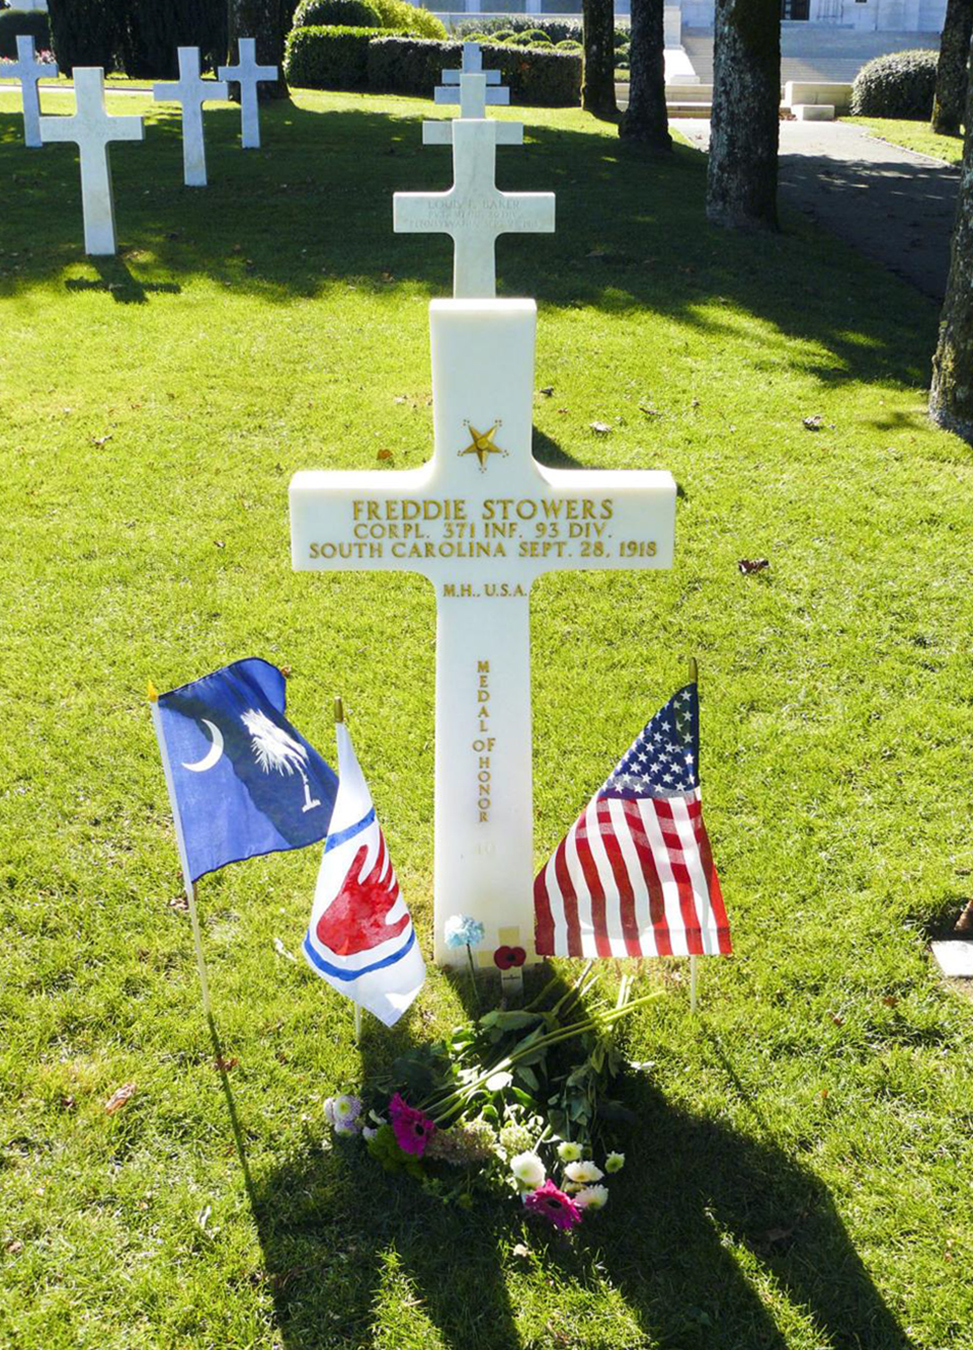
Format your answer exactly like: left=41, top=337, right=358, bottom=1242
left=334, top=694, right=363, bottom=1046
left=688, top=656, right=699, bottom=1016
left=148, top=682, right=214, bottom=1028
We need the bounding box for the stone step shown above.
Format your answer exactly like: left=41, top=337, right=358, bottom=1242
left=792, top=102, right=835, bottom=120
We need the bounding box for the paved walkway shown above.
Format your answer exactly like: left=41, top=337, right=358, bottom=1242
left=671, top=118, right=960, bottom=302
left=682, top=26, right=943, bottom=85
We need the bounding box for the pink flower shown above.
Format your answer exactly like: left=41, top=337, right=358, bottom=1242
left=523, top=1179, right=583, bottom=1231
left=388, top=1093, right=436, bottom=1157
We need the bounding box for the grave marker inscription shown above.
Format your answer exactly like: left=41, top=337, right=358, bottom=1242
left=290, top=300, right=677, bottom=965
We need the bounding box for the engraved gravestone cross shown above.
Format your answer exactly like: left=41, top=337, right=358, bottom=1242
left=395, top=120, right=554, bottom=299
left=218, top=38, right=277, bottom=149
left=152, top=47, right=228, bottom=187
left=424, top=43, right=523, bottom=147
left=290, top=300, right=676, bottom=966
left=38, top=67, right=143, bottom=255
left=0, top=35, right=58, bottom=148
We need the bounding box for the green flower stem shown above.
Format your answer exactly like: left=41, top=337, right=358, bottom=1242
left=422, top=990, right=663, bottom=1122
left=466, top=942, right=479, bottom=1007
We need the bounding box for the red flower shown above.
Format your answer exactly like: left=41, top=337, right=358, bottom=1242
left=388, top=1092, right=436, bottom=1157
left=523, top=1179, right=583, bottom=1231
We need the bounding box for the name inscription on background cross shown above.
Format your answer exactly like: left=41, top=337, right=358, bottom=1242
left=218, top=37, right=277, bottom=149
left=0, top=34, right=58, bottom=148
left=153, top=47, right=228, bottom=187
left=38, top=68, right=143, bottom=256
left=394, top=120, right=554, bottom=298
left=290, top=300, right=676, bottom=966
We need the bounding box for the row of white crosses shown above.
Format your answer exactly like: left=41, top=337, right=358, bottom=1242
left=1, top=39, right=275, bottom=255
left=292, top=44, right=678, bottom=976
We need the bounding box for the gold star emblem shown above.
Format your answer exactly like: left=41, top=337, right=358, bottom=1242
left=459, top=423, right=506, bottom=471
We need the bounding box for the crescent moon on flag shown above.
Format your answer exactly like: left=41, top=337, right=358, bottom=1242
left=181, top=719, right=224, bottom=773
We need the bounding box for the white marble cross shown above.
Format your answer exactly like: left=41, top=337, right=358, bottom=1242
left=394, top=120, right=554, bottom=298
left=218, top=37, right=277, bottom=149
left=290, top=299, right=677, bottom=967
left=38, top=68, right=143, bottom=256
left=0, top=34, right=58, bottom=148
left=425, top=43, right=522, bottom=147
left=152, top=47, right=228, bottom=187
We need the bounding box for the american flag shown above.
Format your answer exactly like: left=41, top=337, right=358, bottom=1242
left=534, top=683, right=731, bottom=960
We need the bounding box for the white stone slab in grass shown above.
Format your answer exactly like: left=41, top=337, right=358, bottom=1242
left=38, top=67, right=143, bottom=256
left=395, top=120, right=553, bottom=299
left=218, top=37, right=277, bottom=150
left=290, top=299, right=677, bottom=966
left=931, top=940, right=973, bottom=978
left=0, top=34, right=58, bottom=148
left=152, top=47, right=228, bottom=187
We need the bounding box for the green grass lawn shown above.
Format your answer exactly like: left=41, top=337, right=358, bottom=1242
left=2, top=86, right=973, bottom=1350
left=844, top=116, right=965, bottom=165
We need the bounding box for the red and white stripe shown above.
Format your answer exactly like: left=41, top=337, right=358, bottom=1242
left=534, top=788, right=731, bottom=959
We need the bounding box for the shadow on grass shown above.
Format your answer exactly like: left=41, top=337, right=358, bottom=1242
left=64, top=255, right=182, bottom=303
left=0, top=97, right=938, bottom=393
left=207, top=971, right=913, bottom=1350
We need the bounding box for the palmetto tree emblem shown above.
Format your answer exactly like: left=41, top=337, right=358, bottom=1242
left=241, top=708, right=321, bottom=813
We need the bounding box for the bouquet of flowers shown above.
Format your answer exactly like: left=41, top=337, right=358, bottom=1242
left=323, top=960, right=659, bottom=1232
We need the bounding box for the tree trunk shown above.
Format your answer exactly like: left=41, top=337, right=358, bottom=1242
left=706, top=0, right=780, bottom=230
left=228, top=0, right=291, bottom=97
left=930, top=53, right=973, bottom=440
left=931, top=0, right=972, bottom=136
left=619, top=0, right=670, bottom=150
left=582, top=0, right=618, bottom=118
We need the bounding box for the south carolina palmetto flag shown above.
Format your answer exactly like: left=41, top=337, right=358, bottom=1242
left=534, top=682, right=731, bottom=960
left=303, top=722, right=425, bottom=1027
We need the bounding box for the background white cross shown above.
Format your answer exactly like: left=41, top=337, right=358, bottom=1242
left=218, top=37, right=277, bottom=149
left=152, top=47, right=228, bottom=187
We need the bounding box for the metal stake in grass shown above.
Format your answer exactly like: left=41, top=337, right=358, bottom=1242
left=688, top=654, right=699, bottom=1017
left=335, top=694, right=365, bottom=1047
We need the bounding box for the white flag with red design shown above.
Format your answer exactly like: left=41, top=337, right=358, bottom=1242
left=303, top=723, right=425, bottom=1026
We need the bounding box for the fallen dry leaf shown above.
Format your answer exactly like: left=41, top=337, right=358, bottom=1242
left=763, top=1225, right=794, bottom=1245
left=214, top=1056, right=238, bottom=1073
left=279, top=665, right=292, bottom=679
left=105, top=1082, right=137, bottom=1114
left=168, top=894, right=189, bottom=912
left=5, top=1239, right=23, bottom=1255
left=214, top=540, right=225, bottom=549
left=882, top=995, right=899, bottom=1007
left=92, top=433, right=113, bottom=446
left=737, top=559, right=769, bottom=575
left=589, top=421, right=612, bottom=435
left=539, top=386, right=554, bottom=397
left=393, top=395, right=407, bottom=404
left=59, top=1095, right=75, bottom=1111
left=802, top=414, right=825, bottom=431
left=377, top=449, right=393, bottom=461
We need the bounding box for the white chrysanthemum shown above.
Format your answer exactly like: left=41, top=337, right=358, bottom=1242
left=510, top=1151, right=546, bottom=1190
left=575, top=1184, right=609, bottom=1211
left=323, top=1097, right=336, bottom=1125
left=334, top=1119, right=362, bottom=1137
left=557, top=1141, right=583, bottom=1163
left=605, top=1152, right=625, bottom=1173
left=333, top=1093, right=361, bottom=1124
left=564, top=1160, right=604, bottom=1185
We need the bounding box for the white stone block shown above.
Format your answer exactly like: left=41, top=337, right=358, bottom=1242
left=932, top=940, right=973, bottom=978
left=784, top=81, right=853, bottom=111
left=792, top=103, right=835, bottom=121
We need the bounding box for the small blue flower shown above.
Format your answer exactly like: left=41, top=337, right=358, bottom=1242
left=444, top=914, right=486, bottom=949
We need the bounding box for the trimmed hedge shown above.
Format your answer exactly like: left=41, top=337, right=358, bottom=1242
left=292, top=0, right=381, bottom=28
left=455, top=14, right=583, bottom=43
left=367, top=36, right=581, bottom=105
left=0, top=10, right=52, bottom=59
left=283, top=23, right=401, bottom=88
left=850, top=48, right=938, bottom=119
